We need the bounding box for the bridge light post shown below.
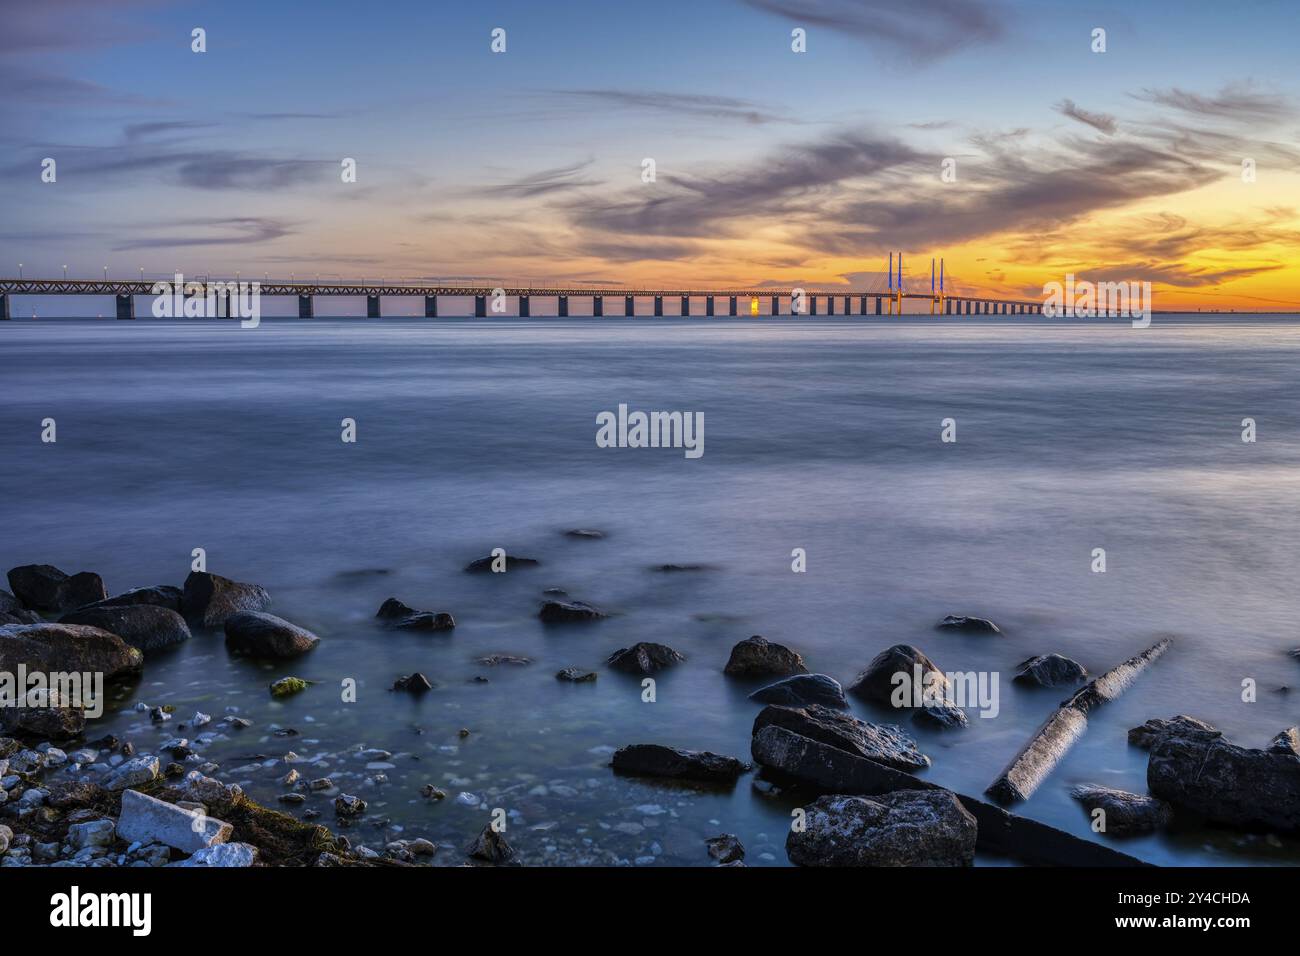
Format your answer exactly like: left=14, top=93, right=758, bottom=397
left=17, top=264, right=21, bottom=279
left=63, top=264, right=68, bottom=280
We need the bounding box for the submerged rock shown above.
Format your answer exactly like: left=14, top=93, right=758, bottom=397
left=848, top=643, right=967, bottom=727
left=611, top=744, right=750, bottom=783
left=786, top=791, right=977, bottom=867
left=182, top=572, right=271, bottom=628
left=60, top=604, right=191, bottom=654
left=724, top=635, right=807, bottom=678
left=564, top=529, right=605, bottom=539
left=392, top=672, right=434, bottom=693
left=1014, top=654, right=1087, bottom=687
left=749, top=673, right=847, bottom=709
left=538, top=599, right=607, bottom=623
left=466, top=824, right=518, bottom=865
left=1069, top=785, right=1172, bottom=835
left=556, top=667, right=597, bottom=682
left=464, top=554, right=540, bottom=573
left=269, top=677, right=311, bottom=698
left=0, top=622, right=143, bottom=680
left=606, top=642, right=684, bottom=674
left=375, top=598, right=454, bottom=631
left=1128, top=715, right=1219, bottom=750
left=705, top=833, right=745, bottom=864
left=1147, top=723, right=1300, bottom=831
left=752, top=704, right=930, bottom=771
left=650, top=563, right=711, bottom=573
left=334, top=793, right=367, bottom=817
left=6, top=564, right=107, bottom=612
left=225, top=611, right=319, bottom=659
left=478, top=654, right=531, bottom=666
left=936, top=614, right=1001, bottom=634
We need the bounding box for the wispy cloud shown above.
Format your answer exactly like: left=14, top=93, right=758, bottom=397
left=474, top=159, right=602, bottom=198
left=1132, top=82, right=1291, bottom=122
left=546, top=89, right=790, bottom=125
left=1055, top=99, right=1117, bottom=135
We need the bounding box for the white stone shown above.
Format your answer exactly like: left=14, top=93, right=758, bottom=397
left=104, top=755, right=160, bottom=790
left=171, top=842, right=257, bottom=867
left=117, top=789, right=233, bottom=853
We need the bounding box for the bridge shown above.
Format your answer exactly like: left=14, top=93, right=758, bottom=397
left=0, top=257, right=1045, bottom=319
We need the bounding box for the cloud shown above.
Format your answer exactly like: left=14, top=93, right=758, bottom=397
left=1132, top=83, right=1291, bottom=123
left=740, top=0, right=1006, bottom=59
left=545, top=89, right=789, bottom=125
left=1055, top=99, right=1117, bottom=134
left=111, top=217, right=295, bottom=251
left=474, top=159, right=602, bottom=198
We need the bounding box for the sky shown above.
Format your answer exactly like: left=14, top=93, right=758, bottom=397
left=3, top=0, right=1300, bottom=313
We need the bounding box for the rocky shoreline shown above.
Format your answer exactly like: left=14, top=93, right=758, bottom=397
left=2, top=554, right=1298, bottom=867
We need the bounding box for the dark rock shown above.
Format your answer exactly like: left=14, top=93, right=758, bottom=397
left=556, top=667, right=597, bottom=682
left=705, top=833, right=744, bottom=864
left=786, top=791, right=977, bottom=866
left=59, top=605, right=191, bottom=654
left=46, top=781, right=106, bottom=809
left=752, top=704, right=929, bottom=771
left=334, top=794, right=367, bottom=817
left=466, top=824, right=518, bottom=865
left=0, top=590, right=40, bottom=624
left=913, top=703, right=969, bottom=728
left=6, top=565, right=106, bottom=612
left=751, top=724, right=935, bottom=796
left=650, top=563, right=711, bottom=572
left=849, top=644, right=948, bottom=705
left=1070, top=785, right=1172, bottom=835
left=79, top=585, right=183, bottom=613
left=724, top=635, right=807, bottom=677
left=1128, top=715, right=1219, bottom=750
left=392, top=673, right=434, bottom=693
left=1148, top=724, right=1300, bottom=831
left=477, top=655, right=531, bottom=666
left=224, top=611, right=319, bottom=659
left=606, top=642, right=684, bottom=674
left=376, top=598, right=417, bottom=619
left=182, top=572, right=270, bottom=628
left=564, top=529, right=604, bottom=539
left=538, top=599, right=606, bottom=623
left=611, top=744, right=750, bottom=783
left=0, top=622, right=143, bottom=680
left=937, top=614, right=1000, bottom=634
left=1015, top=654, right=1087, bottom=687
left=464, top=554, right=540, bottom=573
left=0, top=699, right=85, bottom=739
left=749, top=673, right=847, bottom=709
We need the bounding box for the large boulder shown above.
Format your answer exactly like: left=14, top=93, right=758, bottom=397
left=611, top=744, right=750, bottom=783
left=1069, top=785, right=1172, bottom=835
left=60, top=605, right=191, bottom=654
left=464, top=554, right=540, bottom=573
left=182, top=572, right=271, bottom=629
left=1014, top=654, right=1087, bottom=687
left=117, top=788, right=233, bottom=852
left=751, top=724, right=937, bottom=795
left=224, top=611, right=319, bottom=659
left=748, top=673, right=848, bottom=709
left=6, top=565, right=107, bottom=612
left=725, top=636, right=807, bottom=677
left=752, top=704, right=929, bottom=771
left=0, top=689, right=86, bottom=740
left=0, top=622, right=143, bottom=680
left=848, top=644, right=967, bottom=727
left=786, top=791, right=977, bottom=866
left=79, top=585, right=183, bottom=613
left=1128, top=715, right=1219, bottom=750
left=606, top=642, right=684, bottom=674
left=1147, top=724, right=1300, bottom=831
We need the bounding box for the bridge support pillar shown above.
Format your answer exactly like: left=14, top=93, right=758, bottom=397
left=115, top=294, right=134, bottom=320
left=706, top=295, right=714, bottom=316
left=944, top=298, right=951, bottom=315
left=809, top=295, right=817, bottom=316
left=729, top=296, right=737, bottom=316
left=558, top=295, right=569, bottom=317
left=653, top=296, right=663, bottom=316
left=518, top=296, right=528, bottom=317
left=770, top=296, right=779, bottom=315
left=593, top=296, right=603, bottom=317
left=625, top=295, right=634, bottom=317
left=472, top=295, right=485, bottom=317
left=424, top=295, right=438, bottom=318
left=0, top=293, right=9, bottom=320
left=367, top=295, right=381, bottom=318
left=680, top=295, right=690, bottom=316
left=875, top=296, right=882, bottom=315
left=826, top=296, right=834, bottom=315
left=842, top=296, right=850, bottom=314
left=298, top=295, right=314, bottom=318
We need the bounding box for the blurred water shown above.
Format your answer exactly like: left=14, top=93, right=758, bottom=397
left=1, top=315, right=1298, bottom=866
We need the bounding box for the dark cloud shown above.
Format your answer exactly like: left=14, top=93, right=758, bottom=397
left=547, top=89, right=789, bottom=125
left=1055, top=99, right=1117, bottom=135
left=740, top=0, right=1006, bottom=59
